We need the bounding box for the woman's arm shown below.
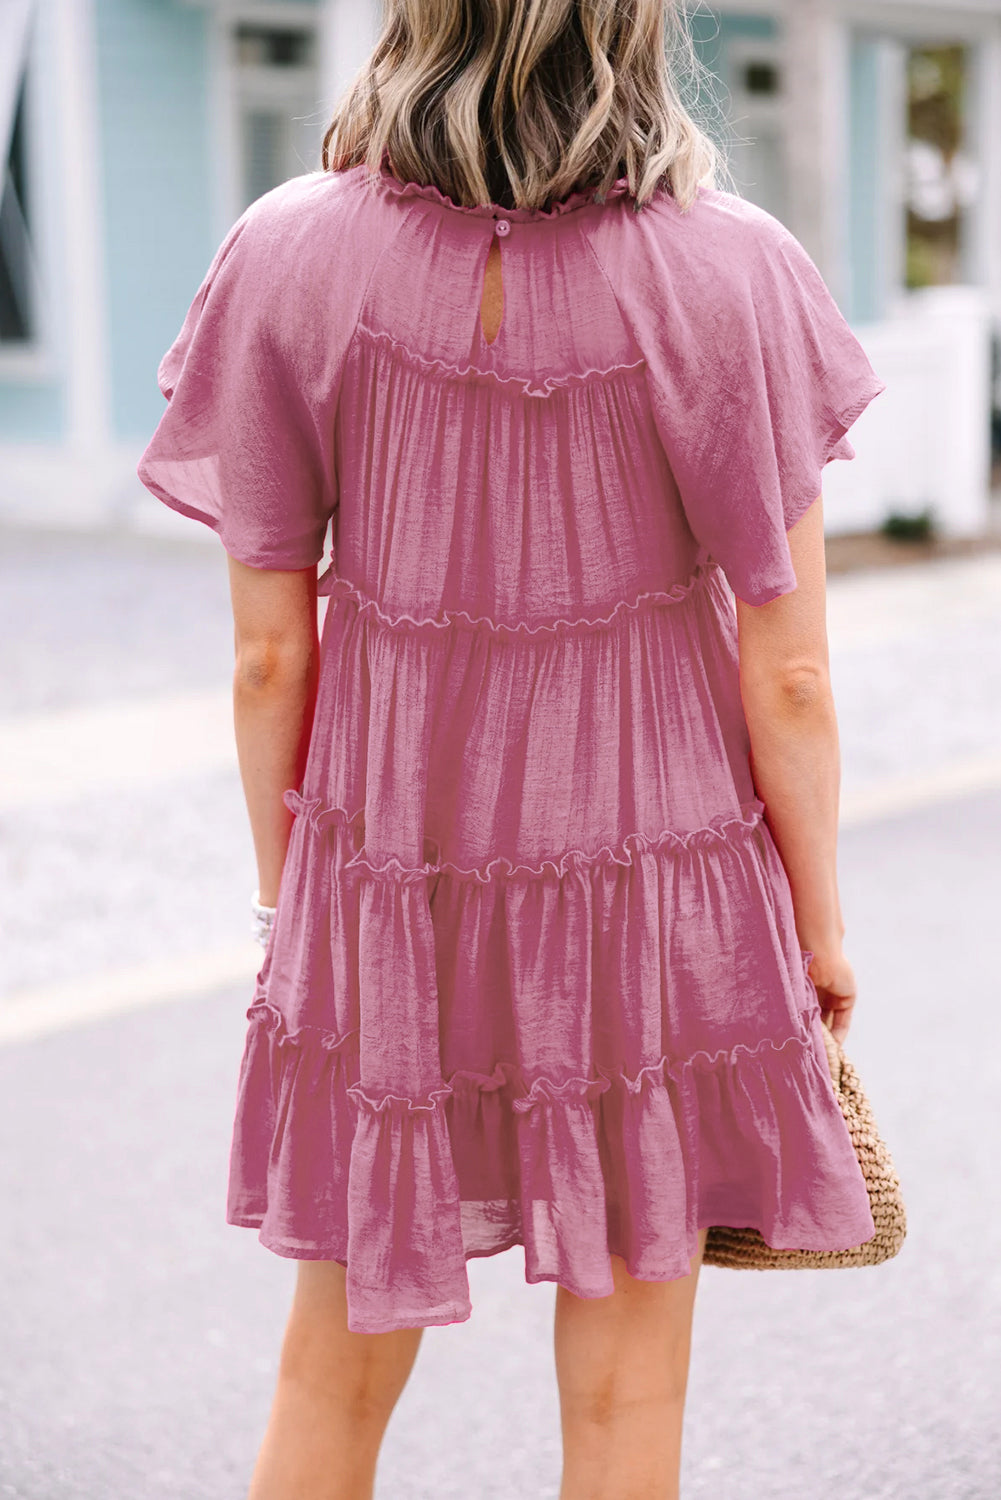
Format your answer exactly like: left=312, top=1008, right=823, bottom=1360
left=226, top=555, right=321, bottom=907
left=735, top=496, right=857, bottom=1039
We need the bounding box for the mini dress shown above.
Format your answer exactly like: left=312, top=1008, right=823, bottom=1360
left=137, top=159, right=887, bottom=1335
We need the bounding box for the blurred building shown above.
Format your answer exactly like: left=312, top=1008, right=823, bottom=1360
left=1, top=0, right=999, bottom=535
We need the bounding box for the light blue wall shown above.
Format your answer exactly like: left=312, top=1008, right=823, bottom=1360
left=691, top=11, right=878, bottom=327
left=0, top=383, right=64, bottom=442
left=848, top=33, right=884, bottom=324
left=689, top=12, right=779, bottom=91
left=686, top=12, right=780, bottom=173
left=4, top=2, right=879, bottom=452
left=94, top=0, right=213, bottom=443
left=690, top=8, right=779, bottom=62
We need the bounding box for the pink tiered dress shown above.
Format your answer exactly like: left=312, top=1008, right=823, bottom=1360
left=137, top=160, right=887, bottom=1334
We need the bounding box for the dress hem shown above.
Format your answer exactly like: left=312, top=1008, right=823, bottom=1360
left=226, top=1211, right=878, bottom=1333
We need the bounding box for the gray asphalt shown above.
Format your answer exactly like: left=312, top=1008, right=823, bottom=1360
left=0, top=522, right=234, bottom=719
left=1, top=521, right=998, bottom=1497
left=1, top=766, right=998, bottom=1500
left=4, top=522, right=1001, bottom=1002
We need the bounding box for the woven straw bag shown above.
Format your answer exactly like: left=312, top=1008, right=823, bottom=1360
left=703, top=1018, right=907, bottom=1269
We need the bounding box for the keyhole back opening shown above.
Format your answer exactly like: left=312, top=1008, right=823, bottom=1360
left=479, top=237, right=505, bottom=346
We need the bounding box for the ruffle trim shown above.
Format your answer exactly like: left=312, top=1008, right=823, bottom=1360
left=280, top=789, right=767, bottom=885
left=352, top=320, right=647, bottom=397
left=227, top=986, right=878, bottom=1332
left=244, top=997, right=821, bottom=1113
left=316, top=557, right=713, bottom=632
left=250, top=998, right=360, bottom=1053
left=371, top=156, right=638, bottom=222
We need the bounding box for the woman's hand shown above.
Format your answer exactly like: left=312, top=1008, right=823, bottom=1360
left=807, top=948, right=857, bottom=1046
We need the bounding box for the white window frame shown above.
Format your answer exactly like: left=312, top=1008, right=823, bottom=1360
left=210, top=2, right=325, bottom=237
left=842, top=0, right=1001, bottom=316
left=0, top=0, right=48, bottom=378
left=722, top=34, right=789, bottom=224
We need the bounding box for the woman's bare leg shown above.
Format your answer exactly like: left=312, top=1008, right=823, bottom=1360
left=247, top=1260, right=423, bottom=1500
left=554, top=1228, right=709, bottom=1500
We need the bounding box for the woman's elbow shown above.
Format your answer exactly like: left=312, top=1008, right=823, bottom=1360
left=234, top=638, right=317, bottom=691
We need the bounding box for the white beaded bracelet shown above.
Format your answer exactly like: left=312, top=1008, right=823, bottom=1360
left=251, top=889, right=277, bottom=949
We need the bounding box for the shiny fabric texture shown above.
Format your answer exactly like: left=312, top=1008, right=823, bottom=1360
left=137, top=162, right=886, bottom=1334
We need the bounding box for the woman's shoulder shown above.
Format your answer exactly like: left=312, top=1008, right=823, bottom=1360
left=673, top=182, right=792, bottom=235
left=205, top=167, right=394, bottom=318
left=593, top=180, right=802, bottom=277
left=227, top=166, right=384, bottom=252
left=585, top=180, right=835, bottom=348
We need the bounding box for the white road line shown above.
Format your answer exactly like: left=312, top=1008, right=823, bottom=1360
left=825, top=551, right=1001, bottom=648
left=0, top=688, right=236, bottom=810
left=2, top=550, right=999, bottom=1044
left=2, top=757, right=999, bottom=1046
left=839, top=752, right=1001, bottom=826
left=0, top=942, right=262, bottom=1046
left=2, top=553, right=999, bottom=811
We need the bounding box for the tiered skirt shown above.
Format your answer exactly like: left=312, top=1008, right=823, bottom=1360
left=226, top=558, right=876, bottom=1334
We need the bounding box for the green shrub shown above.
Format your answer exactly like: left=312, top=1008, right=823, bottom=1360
left=879, top=506, right=937, bottom=541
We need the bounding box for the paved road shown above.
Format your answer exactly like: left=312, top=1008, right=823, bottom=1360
left=2, top=789, right=997, bottom=1500
left=1, top=522, right=999, bottom=1497
left=3, top=523, right=1000, bottom=1027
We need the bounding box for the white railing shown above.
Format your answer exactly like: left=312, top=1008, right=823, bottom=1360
left=825, top=285, right=997, bottom=538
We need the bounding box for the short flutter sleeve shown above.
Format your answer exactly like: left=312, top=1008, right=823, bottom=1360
left=587, top=188, right=887, bottom=605
left=138, top=178, right=348, bottom=571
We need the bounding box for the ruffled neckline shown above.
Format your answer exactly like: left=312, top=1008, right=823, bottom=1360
left=373, top=154, right=637, bottom=221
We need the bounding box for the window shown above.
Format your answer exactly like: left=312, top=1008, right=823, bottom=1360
left=232, top=21, right=322, bottom=211
left=1, top=0, right=37, bottom=347
left=743, top=60, right=780, bottom=97
left=904, top=43, right=978, bottom=287
left=725, top=39, right=788, bottom=226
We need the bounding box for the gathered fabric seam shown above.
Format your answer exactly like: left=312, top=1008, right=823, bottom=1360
left=245, top=999, right=823, bottom=1113
left=280, top=788, right=767, bottom=883
left=353, top=319, right=648, bottom=397
left=368, top=159, right=637, bottom=222
left=316, top=559, right=715, bottom=637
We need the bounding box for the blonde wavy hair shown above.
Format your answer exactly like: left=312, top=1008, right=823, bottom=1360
left=321, top=0, right=729, bottom=215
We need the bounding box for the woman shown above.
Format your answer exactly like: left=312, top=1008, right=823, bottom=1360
left=137, top=2, right=885, bottom=1496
